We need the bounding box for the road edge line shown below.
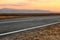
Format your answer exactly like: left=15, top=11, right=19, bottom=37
left=0, top=22, right=60, bottom=36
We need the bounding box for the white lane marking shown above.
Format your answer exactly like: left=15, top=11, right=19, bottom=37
left=0, top=22, right=60, bottom=36
left=0, top=19, right=35, bottom=24
left=0, top=17, right=60, bottom=24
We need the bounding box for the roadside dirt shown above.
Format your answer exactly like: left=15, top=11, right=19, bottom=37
left=0, top=24, right=60, bottom=40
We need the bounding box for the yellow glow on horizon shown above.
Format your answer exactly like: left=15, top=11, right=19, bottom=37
left=0, top=0, right=28, bottom=4
left=0, top=0, right=60, bottom=12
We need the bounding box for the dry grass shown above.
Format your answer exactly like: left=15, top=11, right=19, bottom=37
left=0, top=13, right=60, bottom=19
left=0, top=16, right=31, bottom=19
left=0, top=24, right=60, bottom=40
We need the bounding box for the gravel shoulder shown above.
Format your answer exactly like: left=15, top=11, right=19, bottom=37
left=0, top=23, right=60, bottom=40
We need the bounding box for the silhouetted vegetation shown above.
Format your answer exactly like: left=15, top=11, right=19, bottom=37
left=0, top=13, right=60, bottom=16
left=0, top=13, right=60, bottom=19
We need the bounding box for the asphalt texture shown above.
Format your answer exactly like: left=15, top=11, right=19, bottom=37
left=0, top=16, right=60, bottom=34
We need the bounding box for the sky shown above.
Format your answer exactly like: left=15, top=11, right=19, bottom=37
left=0, top=0, right=60, bottom=12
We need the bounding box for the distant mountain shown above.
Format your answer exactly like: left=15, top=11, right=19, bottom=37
left=0, top=8, right=53, bottom=13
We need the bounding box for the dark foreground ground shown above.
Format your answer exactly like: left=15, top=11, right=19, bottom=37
left=0, top=23, right=60, bottom=40
left=0, top=13, right=60, bottom=19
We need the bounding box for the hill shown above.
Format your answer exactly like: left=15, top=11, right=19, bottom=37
left=0, top=8, right=52, bottom=13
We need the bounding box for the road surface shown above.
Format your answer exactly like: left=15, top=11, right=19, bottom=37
left=0, top=16, right=60, bottom=35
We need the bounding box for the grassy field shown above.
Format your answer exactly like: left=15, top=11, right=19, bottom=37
left=0, top=13, right=60, bottom=19
left=0, top=23, right=60, bottom=40
left=0, top=16, right=31, bottom=19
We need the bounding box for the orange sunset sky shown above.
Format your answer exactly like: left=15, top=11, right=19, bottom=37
left=0, top=0, right=60, bottom=12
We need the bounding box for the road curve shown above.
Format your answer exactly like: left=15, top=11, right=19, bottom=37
left=0, top=16, right=60, bottom=36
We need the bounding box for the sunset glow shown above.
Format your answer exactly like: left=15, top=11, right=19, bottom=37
left=0, top=0, right=60, bottom=12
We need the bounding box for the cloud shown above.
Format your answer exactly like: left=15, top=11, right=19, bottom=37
left=0, top=4, right=18, bottom=6
left=0, top=3, right=28, bottom=6
left=0, top=0, right=32, bottom=6
left=27, top=0, right=54, bottom=3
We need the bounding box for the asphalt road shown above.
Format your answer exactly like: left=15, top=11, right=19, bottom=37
left=0, top=16, right=60, bottom=34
